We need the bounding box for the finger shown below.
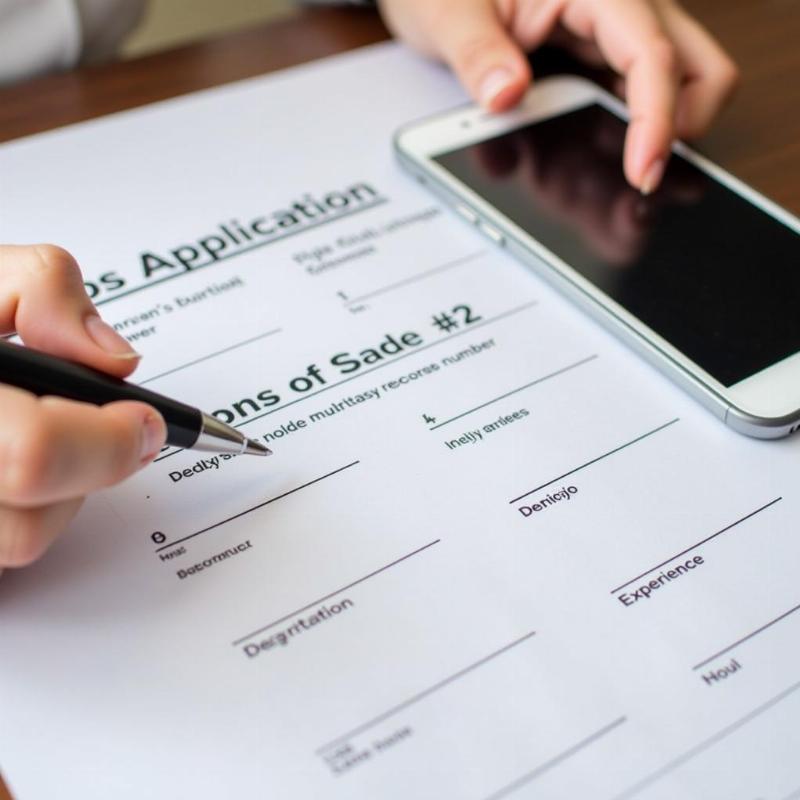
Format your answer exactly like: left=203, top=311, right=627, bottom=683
left=659, top=3, right=739, bottom=139
left=562, top=0, right=680, bottom=191
left=0, top=244, right=140, bottom=378
left=427, top=0, right=532, bottom=111
left=0, top=385, right=166, bottom=508
left=0, top=498, right=83, bottom=568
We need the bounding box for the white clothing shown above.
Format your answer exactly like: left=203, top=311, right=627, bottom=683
left=0, top=0, right=145, bottom=85
left=0, top=0, right=362, bottom=87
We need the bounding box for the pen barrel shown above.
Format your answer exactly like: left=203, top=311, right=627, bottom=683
left=0, top=340, right=202, bottom=449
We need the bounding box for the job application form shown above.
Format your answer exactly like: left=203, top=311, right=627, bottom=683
left=0, top=44, right=798, bottom=800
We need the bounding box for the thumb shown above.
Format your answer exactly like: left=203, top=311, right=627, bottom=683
left=1, top=244, right=140, bottom=379
left=435, top=2, right=531, bottom=111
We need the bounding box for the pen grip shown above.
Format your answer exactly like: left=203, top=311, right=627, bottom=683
left=0, top=340, right=201, bottom=449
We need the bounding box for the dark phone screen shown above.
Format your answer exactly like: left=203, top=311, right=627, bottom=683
left=434, top=104, right=800, bottom=387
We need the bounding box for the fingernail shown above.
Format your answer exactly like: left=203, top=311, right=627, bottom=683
left=640, top=159, right=665, bottom=195
left=140, top=413, right=166, bottom=463
left=85, top=315, right=141, bottom=360
left=479, top=67, right=514, bottom=109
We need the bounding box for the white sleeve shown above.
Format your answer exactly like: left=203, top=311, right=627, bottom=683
left=0, top=0, right=81, bottom=85
left=0, top=0, right=145, bottom=86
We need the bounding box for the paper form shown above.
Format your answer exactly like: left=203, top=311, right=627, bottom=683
left=0, top=43, right=798, bottom=800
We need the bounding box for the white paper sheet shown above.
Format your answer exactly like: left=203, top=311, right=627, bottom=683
left=0, top=43, right=798, bottom=800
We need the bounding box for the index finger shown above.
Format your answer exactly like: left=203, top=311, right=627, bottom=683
left=565, top=0, right=679, bottom=190
left=0, top=244, right=140, bottom=378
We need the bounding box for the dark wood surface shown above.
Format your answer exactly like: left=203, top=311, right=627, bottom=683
left=0, top=2, right=797, bottom=798
left=0, top=8, right=388, bottom=146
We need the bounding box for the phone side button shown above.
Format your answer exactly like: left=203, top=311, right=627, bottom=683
left=479, top=222, right=505, bottom=246
left=455, top=203, right=479, bottom=225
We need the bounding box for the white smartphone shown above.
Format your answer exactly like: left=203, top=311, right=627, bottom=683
left=394, top=77, right=800, bottom=439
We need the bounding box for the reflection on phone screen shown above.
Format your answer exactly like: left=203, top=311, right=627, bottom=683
left=435, top=105, right=800, bottom=387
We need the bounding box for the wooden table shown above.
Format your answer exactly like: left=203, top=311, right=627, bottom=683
left=0, top=2, right=797, bottom=797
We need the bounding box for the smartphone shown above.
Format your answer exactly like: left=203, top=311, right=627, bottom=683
left=394, top=77, right=800, bottom=439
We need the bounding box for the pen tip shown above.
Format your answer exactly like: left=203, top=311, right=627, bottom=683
left=244, top=439, right=272, bottom=457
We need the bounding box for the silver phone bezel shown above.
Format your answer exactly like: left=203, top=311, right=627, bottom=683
left=394, top=76, right=800, bottom=439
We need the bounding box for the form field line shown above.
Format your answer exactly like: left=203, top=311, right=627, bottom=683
left=315, top=630, right=537, bottom=755
left=141, top=327, right=282, bottom=385
left=508, top=418, right=679, bottom=505
left=692, top=599, right=800, bottom=671
left=610, top=497, right=782, bottom=595
left=611, top=680, right=800, bottom=799
left=232, top=539, right=441, bottom=646
left=483, top=716, right=628, bottom=800
left=345, top=249, right=486, bottom=305
left=154, top=460, right=360, bottom=552
left=430, top=355, right=597, bottom=432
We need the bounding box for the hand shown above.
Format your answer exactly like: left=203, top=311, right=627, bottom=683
left=379, top=0, right=738, bottom=192
left=0, top=245, right=166, bottom=574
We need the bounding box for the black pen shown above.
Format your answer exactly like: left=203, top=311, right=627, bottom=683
left=0, top=339, right=270, bottom=456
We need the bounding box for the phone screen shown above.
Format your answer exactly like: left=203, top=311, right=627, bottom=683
left=433, top=104, right=800, bottom=387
